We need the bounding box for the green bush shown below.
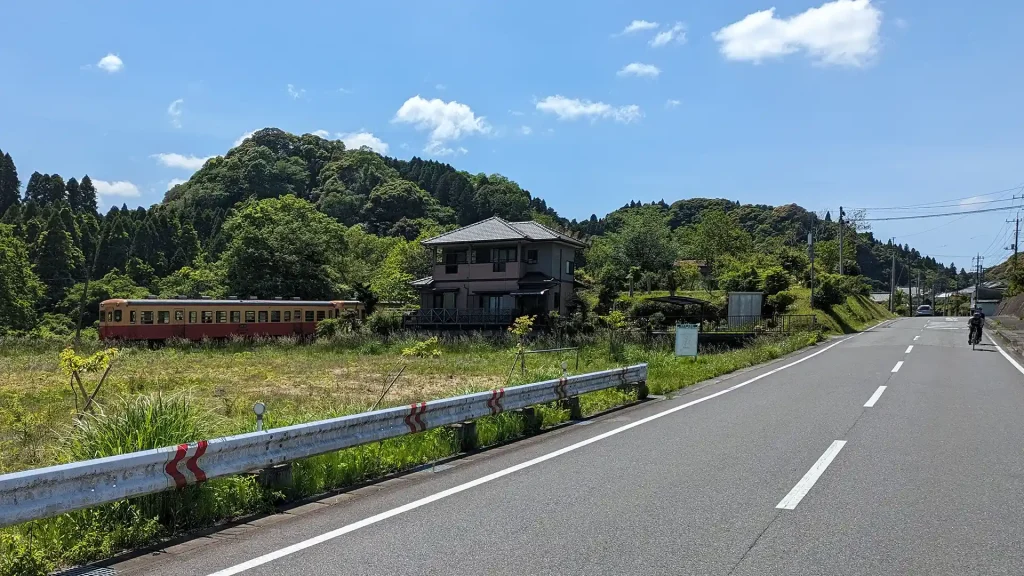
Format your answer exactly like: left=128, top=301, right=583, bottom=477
left=812, top=273, right=846, bottom=306
left=364, top=309, right=404, bottom=337
left=837, top=275, right=870, bottom=296
left=767, top=290, right=797, bottom=314
left=314, top=317, right=344, bottom=339
left=719, top=264, right=761, bottom=292
left=762, top=267, right=791, bottom=296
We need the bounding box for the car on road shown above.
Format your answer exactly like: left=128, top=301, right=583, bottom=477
left=915, top=304, right=933, bottom=316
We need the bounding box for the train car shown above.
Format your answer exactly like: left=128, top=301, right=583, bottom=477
left=98, top=298, right=365, bottom=342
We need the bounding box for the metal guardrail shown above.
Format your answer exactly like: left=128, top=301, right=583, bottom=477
left=0, top=364, right=647, bottom=528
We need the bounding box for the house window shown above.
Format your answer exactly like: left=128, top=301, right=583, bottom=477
left=189, top=311, right=197, bottom=324
left=526, top=250, right=538, bottom=264
left=130, top=311, right=137, bottom=324
left=565, top=261, right=575, bottom=275
left=230, top=311, right=240, bottom=323
left=554, top=291, right=561, bottom=311
left=284, top=311, right=292, bottom=322
left=305, top=310, right=315, bottom=322
left=141, top=311, right=154, bottom=325
left=258, top=311, right=268, bottom=323
left=245, top=311, right=256, bottom=323
left=493, top=261, right=507, bottom=272
left=202, top=311, right=213, bottom=324
left=316, top=310, right=326, bottom=321
left=480, top=295, right=503, bottom=311
left=474, top=249, right=492, bottom=264
left=271, top=310, right=281, bottom=322
left=113, top=310, right=122, bottom=322
left=492, top=247, right=517, bottom=263
left=216, top=311, right=227, bottom=323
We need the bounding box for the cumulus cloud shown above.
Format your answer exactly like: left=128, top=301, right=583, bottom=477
left=93, top=179, right=139, bottom=198
left=287, top=84, right=306, bottom=99
left=97, top=53, right=123, bottom=73
left=167, top=178, right=187, bottom=191
left=617, top=62, right=661, bottom=78
left=311, top=129, right=331, bottom=139
left=535, top=95, right=641, bottom=123
left=519, top=126, right=532, bottom=135
left=152, top=153, right=215, bottom=171
left=336, top=131, right=390, bottom=154
left=712, top=0, right=882, bottom=66
left=666, top=99, right=681, bottom=108
left=650, top=22, right=686, bottom=47
left=393, top=95, right=490, bottom=154
left=233, top=130, right=256, bottom=147
left=618, top=20, right=659, bottom=35
left=167, top=98, right=184, bottom=128
left=425, top=142, right=468, bottom=156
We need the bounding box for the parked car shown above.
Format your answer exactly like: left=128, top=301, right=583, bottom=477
left=915, top=304, right=933, bottom=316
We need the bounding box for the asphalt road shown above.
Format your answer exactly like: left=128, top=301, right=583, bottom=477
left=107, top=317, right=1024, bottom=576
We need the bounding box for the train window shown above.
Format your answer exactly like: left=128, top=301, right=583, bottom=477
left=141, top=311, right=154, bottom=324
left=271, top=310, right=281, bottom=322
left=245, top=311, right=256, bottom=323
left=175, top=310, right=184, bottom=322
left=294, top=310, right=301, bottom=321
left=217, top=311, right=227, bottom=323
left=130, top=310, right=137, bottom=324
left=305, top=310, right=315, bottom=322
left=284, top=311, right=291, bottom=322
left=189, top=311, right=197, bottom=324
left=202, top=311, right=213, bottom=324
left=158, top=311, right=170, bottom=324
left=114, top=310, right=122, bottom=322
left=316, top=310, right=326, bottom=321
left=231, top=311, right=240, bottom=323
left=258, top=311, right=268, bottom=323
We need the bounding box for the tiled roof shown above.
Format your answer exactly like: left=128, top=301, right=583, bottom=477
left=421, top=216, right=585, bottom=247
left=410, top=276, right=434, bottom=287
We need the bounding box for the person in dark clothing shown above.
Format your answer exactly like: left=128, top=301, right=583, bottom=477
left=968, top=311, right=984, bottom=344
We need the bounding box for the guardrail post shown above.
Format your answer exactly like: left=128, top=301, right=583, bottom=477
left=258, top=463, right=293, bottom=490
left=453, top=421, right=478, bottom=452
left=636, top=380, right=649, bottom=400
left=520, top=407, right=541, bottom=435
left=564, top=396, right=583, bottom=421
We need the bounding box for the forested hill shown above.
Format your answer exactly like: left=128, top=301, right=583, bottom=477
left=0, top=128, right=958, bottom=334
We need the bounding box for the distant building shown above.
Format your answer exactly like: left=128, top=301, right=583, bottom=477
left=405, top=217, right=586, bottom=328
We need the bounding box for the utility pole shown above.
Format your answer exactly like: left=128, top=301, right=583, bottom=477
left=838, top=206, right=845, bottom=276
left=916, top=270, right=922, bottom=315
left=889, top=239, right=897, bottom=313
left=808, top=231, right=815, bottom=309
left=972, top=254, right=983, bottom=311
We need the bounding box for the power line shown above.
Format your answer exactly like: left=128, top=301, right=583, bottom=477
left=848, top=185, right=1024, bottom=211
left=861, top=204, right=1023, bottom=221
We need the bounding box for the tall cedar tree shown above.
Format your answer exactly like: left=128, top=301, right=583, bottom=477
left=97, top=215, right=131, bottom=276
left=0, top=151, right=20, bottom=216
left=0, top=224, right=43, bottom=332
left=34, top=208, right=83, bottom=306
left=78, top=175, right=99, bottom=214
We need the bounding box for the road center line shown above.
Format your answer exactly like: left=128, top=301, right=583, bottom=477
left=202, top=335, right=858, bottom=576
left=776, top=440, right=847, bottom=510
left=913, top=335, right=920, bottom=341
left=905, top=345, right=913, bottom=354
left=863, top=386, right=886, bottom=408
left=892, top=361, right=904, bottom=373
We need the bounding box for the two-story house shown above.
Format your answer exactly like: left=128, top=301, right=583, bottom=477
left=406, top=217, right=586, bottom=327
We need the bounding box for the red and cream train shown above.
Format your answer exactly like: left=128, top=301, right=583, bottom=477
left=98, top=298, right=365, bottom=341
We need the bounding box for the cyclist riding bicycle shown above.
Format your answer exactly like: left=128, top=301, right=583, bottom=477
left=968, top=310, right=984, bottom=344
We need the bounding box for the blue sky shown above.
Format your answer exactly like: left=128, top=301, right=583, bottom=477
left=2, top=0, right=1024, bottom=270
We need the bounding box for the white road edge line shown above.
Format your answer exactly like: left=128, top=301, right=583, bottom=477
left=863, top=386, right=886, bottom=408
left=905, top=345, right=914, bottom=354
left=891, top=361, right=904, bottom=373
left=990, top=338, right=1024, bottom=376
left=776, top=440, right=847, bottom=510
left=913, top=335, right=920, bottom=341
left=203, top=335, right=859, bottom=576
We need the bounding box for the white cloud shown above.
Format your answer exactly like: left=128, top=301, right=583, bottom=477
left=311, top=129, right=331, bottom=139
left=666, top=99, right=681, bottom=108
left=509, top=109, right=524, bottom=116
left=93, top=179, right=139, bottom=198
left=233, top=130, right=256, bottom=147
left=712, top=0, right=882, bottom=66
left=617, top=62, right=661, bottom=78
left=894, top=17, right=908, bottom=29
left=618, top=20, right=659, bottom=35
left=425, top=141, right=468, bottom=156
left=287, top=84, right=306, bottom=99
left=535, top=95, right=641, bottom=123
left=167, top=98, right=184, bottom=128
left=338, top=87, right=352, bottom=94
left=400, top=143, right=410, bottom=149
left=167, top=178, right=187, bottom=191
left=650, top=22, right=686, bottom=47
left=393, top=95, right=491, bottom=153
left=336, top=131, right=390, bottom=154
left=152, top=153, right=215, bottom=171
left=519, top=126, right=532, bottom=135
left=97, top=53, right=123, bottom=73
left=435, top=83, right=446, bottom=91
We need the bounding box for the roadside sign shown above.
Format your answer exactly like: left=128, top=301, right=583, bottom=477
left=675, top=324, right=699, bottom=357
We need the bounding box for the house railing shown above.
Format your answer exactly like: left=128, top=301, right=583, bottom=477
left=403, top=308, right=525, bottom=327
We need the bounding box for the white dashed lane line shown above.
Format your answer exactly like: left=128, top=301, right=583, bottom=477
left=892, top=361, right=904, bottom=373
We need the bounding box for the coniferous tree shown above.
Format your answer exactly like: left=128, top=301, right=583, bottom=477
left=34, top=208, right=83, bottom=306
left=78, top=175, right=99, bottom=215
left=65, top=177, right=81, bottom=213
left=0, top=151, right=20, bottom=216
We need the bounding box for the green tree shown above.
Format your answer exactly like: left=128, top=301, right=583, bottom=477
left=604, top=207, right=677, bottom=278
left=65, top=177, right=81, bottom=213
left=58, top=270, right=149, bottom=326
left=78, top=175, right=99, bottom=214
left=362, top=180, right=440, bottom=234
left=815, top=239, right=840, bottom=274
left=96, top=215, right=131, bottom=275
left=156, top=264, right=226, bottom=298
left=370, top=237, right=431, bottom=303
left=680, top=209, right=751, bottom=278
left=219, top=195, right=347, bottom=299
left=34, top=209, right=84, bottom=306
left=0, top=224, right=43, bottom=333
left=0, top=150, right=20, bottom=216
